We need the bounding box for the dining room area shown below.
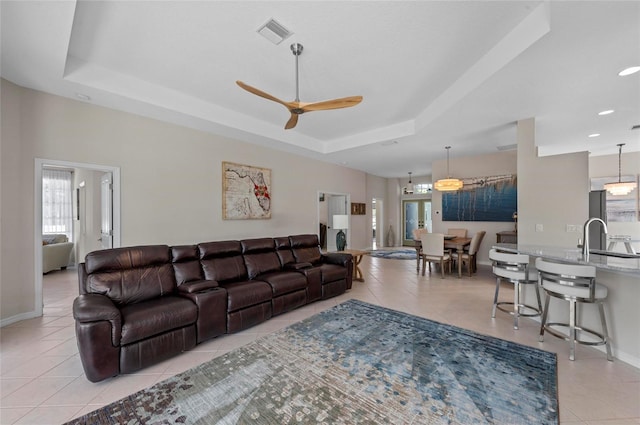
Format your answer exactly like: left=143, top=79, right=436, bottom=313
left=411, top=227, right=486, bottom=278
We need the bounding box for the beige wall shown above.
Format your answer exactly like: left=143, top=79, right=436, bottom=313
left=517, top=118, right=590, bottom=247
left=1, top=78, right=36, bottom=320
left=0, top=79, right=368, bottom=322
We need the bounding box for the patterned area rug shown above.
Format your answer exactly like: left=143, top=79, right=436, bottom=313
left=368, top=249, right=417, bottom=260
left=66, top=300, right=558, bottom=425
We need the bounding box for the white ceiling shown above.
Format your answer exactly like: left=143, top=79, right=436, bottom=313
left=2, top=1, right=639, bottom=178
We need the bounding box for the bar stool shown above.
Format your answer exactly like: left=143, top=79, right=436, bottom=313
left=536, top=258, right=613, bottom=361
left=489, top=249, right=542, bottom=329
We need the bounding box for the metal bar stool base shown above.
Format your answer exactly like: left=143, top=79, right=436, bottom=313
left=495, top=302, right=542, bottom=318
left=541, top=322, right=612, bottom=361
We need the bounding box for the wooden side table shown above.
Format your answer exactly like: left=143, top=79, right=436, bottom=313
left=336, top=249, right=368, bottom=282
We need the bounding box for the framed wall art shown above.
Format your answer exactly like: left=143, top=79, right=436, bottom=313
left=351, top=202, right=366, bottom=215
left=222, top=161, right=271, bottom=219
left=442, top=174, right=517, bottom=222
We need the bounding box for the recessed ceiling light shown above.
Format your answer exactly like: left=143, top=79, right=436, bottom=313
left=588, top=133, right=600, bottom=138
left=598, top=110, right=614, bottom=115
left=618, top=66, right=640, bottom=76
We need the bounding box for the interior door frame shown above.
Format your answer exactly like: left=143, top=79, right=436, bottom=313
left=317, top=190, right=351, bottom=251
left=34, top=158, right=121, bottom=317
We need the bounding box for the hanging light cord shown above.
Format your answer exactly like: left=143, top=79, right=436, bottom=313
left=617, top=143, right=623, bottom=182
left=445, top=146, right=451, bottom=178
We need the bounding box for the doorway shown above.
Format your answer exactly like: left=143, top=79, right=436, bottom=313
left=402, top=199, right=432, bottom=246
left=35, top=158, right=121, bottom=317
left=317, top=191, right=350, bottom=252
left=372, top=198, right=383, bottom=249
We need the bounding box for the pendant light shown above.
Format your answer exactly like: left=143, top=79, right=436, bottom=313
left=604, top=143, right=637, bottom=196
left=406, top=172, right=414, bottom=194
left=434, top=146, right=463, bottom=191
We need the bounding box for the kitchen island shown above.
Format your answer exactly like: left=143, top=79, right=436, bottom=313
left=494, top=243, right=640, bottom=276
left=493, top=243, right=640, bottom=368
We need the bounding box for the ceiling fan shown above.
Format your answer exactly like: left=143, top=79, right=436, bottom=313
left=236, top=43, right=363, bottom=130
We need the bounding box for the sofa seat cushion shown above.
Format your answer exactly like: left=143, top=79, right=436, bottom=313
left=220, top=280, right=272, bottom=313
left=258, top=271, right=308, bottom=297
left=318, top=263, right=347, bottom=284
left=120, top=296, right=197, bottom=345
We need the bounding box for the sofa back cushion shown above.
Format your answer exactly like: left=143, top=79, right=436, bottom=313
left=42, top=234, right=68, bottom=245
left=289, top=234, right=322, bottom=264
left=198, top=241, right=248, bottom=283
left=171, top=245, right=203, bottom=285
left=274, top=236, right=295, bottom=265
left=84, top=245, right=175, bottom=306
left=241, top=238, right=280, bottom=279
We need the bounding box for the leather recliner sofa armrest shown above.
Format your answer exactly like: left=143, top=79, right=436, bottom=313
left=72, top=294, right=122, bottom=382
left=322, top=252, right=353, bottom=267
left=177, top=279, right=219, bottom=294
left=73, top=294, right=122, bottom=346
left=177, top=283, right=227, bottom=343
left=73, top=294, right=121, bottom=324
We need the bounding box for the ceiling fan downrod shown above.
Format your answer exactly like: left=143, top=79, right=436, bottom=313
left=291, top=43, right=303, bottom=105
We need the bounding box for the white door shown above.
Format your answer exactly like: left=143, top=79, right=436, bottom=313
left=100, top=172, right=113, bottom=249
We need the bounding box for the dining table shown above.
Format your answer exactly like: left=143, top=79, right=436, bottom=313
left=413, top=236, right=472, bottom=278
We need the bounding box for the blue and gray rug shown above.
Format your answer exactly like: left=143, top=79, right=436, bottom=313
left=368, top=249, right=417, bottom=260
left=66, top=300, right=558, bottom=424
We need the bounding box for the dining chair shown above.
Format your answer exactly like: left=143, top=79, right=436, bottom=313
left=457, top=231, right=485, bottom=276
left=447, top=228, right=468, bottom=238
left=489, top=249, right=542, bottom=329
left=412, top=228, right=429, bottom=273
left=536, top=258, right=613, bottom=361
left=420, top=233, right=452, bottom=278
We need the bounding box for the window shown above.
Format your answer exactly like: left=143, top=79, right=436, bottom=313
left=414, top=183, right=433, bottom=194
left=42, top=168, right=73, bottom=238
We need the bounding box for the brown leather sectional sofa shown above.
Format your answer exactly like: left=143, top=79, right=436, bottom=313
left=73, top=234, right=353, bottom=382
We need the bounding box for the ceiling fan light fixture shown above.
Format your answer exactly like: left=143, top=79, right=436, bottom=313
left=236, top=43, right=363, bottom=130
left=434, top=146, right=463, bottom=192
left=604, top=143, right=637, bottom=196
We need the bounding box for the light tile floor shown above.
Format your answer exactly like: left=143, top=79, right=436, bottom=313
left=1, top=255, right=639, bottom=424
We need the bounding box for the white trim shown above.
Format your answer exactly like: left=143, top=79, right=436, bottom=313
left=0, top=310, right=40, bottom=328
left=33, top=158, right=121, bottom=319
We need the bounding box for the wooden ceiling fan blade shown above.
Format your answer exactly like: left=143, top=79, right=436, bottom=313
left=301, top=96, right=363, bottom=112
left=284, top=113, right=299, bottom=130
left=236, top=81, right=288, bottom=107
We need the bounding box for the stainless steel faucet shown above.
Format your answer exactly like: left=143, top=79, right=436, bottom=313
left=582, top=217, right=608, bottom=261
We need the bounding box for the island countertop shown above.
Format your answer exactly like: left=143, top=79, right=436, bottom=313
left=493, top=243, right=640, bottom=276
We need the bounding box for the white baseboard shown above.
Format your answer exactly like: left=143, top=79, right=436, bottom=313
left=0, top=310, right=39, bottom=327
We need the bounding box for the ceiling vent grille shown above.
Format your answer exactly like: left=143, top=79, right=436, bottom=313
left=497, top=144, right=518, bottom=151
left=257, top=19, right=292, bottom=45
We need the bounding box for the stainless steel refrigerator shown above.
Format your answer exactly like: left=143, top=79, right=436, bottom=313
left=588, top=190, right=607, bottom=250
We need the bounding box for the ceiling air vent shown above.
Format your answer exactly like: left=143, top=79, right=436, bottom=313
left=257, top=19, right=292, bottom=45
left=497, top=144, right=518, bottom=151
